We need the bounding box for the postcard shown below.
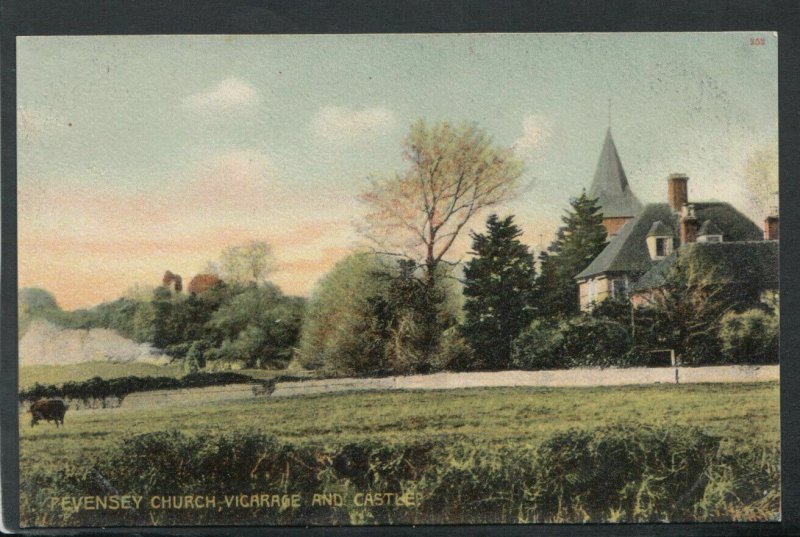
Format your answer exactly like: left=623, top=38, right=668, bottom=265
left=13, top=32, right=779, bottom=528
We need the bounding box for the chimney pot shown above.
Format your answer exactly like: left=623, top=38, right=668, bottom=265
left=668, top=173, right=689, bottom=212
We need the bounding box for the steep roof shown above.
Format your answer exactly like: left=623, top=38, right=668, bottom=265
left=632, top=241, right=779, bottom=292
left=576, top=204, right=673, bottom=280
left=575, top=201, right=763, bottom=280
left=588, top=129, right=643, bottom=218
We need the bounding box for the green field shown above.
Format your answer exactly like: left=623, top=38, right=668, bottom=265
left=19, top=381, right=779, bottom=525
left=20, top=381, right=779, bottom=454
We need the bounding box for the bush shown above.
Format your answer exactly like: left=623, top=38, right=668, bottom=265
left=299, top=254, right=463, bottom=377
left=18, top=372, right=261, bottom=408
left=430, top=327, right=475, bottom=371
left=511, top=320, right=564, bottom=370
left=512, top=315, right=632, bottom=370
left=561, top=316, right=631, bottom=367
left=21, top=424, right=778, bottom=526
left=718, top=309, right=779, bottom=364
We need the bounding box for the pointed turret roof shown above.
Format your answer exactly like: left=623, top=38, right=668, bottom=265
left=588, top=129, right=643, bottom=218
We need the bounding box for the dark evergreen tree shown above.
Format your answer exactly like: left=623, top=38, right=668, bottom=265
left=461, top=214, right=537, bottom=369
left=536, top=191, right=608, bottom=318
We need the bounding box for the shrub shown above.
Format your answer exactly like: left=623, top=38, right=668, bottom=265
left=18, top=372, right=261, bottom=407
left=718, top=309, right=779, bottom=364
left=298, top=254, right=463, bottom=377
left=511, top=320, right=564, bottom=370
left=560, top=316, right=631, bottom=367
left=21, top=424, right=777, bottom=526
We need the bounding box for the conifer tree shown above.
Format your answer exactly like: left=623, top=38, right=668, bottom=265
left=536, top=191, right=608, bottom=318
left=461, top=214, right=537, bottom=369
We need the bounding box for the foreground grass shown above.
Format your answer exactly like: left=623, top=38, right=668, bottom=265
left=19, top=382, right=779, bottom=525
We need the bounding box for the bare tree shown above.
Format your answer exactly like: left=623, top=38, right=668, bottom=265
left=360, top=120, right=525, bottom=285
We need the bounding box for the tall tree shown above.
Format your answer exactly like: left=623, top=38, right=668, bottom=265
left=360, top=120, right=525, bottom=287
left=359, top=120, right=524, bottom=368
left=461, top=214, right=537, bottom=369
left=536, top=191, right=608, bottom=318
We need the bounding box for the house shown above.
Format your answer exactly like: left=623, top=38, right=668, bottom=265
left=575, top=131, right=779, bottom=310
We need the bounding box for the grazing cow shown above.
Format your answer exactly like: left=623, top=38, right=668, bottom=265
left=30, top=399, right=68, bottom=428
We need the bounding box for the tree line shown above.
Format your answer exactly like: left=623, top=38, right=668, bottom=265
left=21, top=120, right=778, bottom=377
left=18, top=372, right=269, bottom=408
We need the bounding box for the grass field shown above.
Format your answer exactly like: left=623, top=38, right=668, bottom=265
left=18, top=381, right=779, bottom=525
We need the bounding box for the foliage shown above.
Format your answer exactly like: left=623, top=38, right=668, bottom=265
left=645, top=248, right=737, bottom=365
left=298, top=253, right=463, bottom=377
left=18, top=372, right=263, bottom=408
left=510, top=320, right=564, bottom=370
left=21, top=422, right=778, bottom=526
left=560, top=315, right=631, bottom=367
left=511, top=313, right=630, bottom=370
left=19, top=287, right=159, bottom=343
left=461, top=214, right=537, bottom=369
left=536, top=191, right=608, bottom=318
left=297, top=253, right=393, bottom=374
left=216, top=240, right=274, bottom=285
left=204, top=284, right=305, bottom=368
left=360, top=120, right=524, bottom=285
left=19, top=288, right=59, bottom=336
left=718, top=309, right=779, bottom=364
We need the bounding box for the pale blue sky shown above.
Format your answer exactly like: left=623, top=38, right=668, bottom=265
left=17, top=33, right=778, bottom=308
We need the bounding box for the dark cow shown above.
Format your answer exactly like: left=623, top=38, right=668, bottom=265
left=30, top=399, right=68, bottom=428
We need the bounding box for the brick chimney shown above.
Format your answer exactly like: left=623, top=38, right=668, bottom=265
left=680, top=204, right=697, bottom=245
left=668, top=173, right=689, bottom=213
left=764, top=214, right=779, bottom=240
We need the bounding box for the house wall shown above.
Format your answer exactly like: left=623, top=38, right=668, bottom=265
left=579, top=276, right=612, bottom=310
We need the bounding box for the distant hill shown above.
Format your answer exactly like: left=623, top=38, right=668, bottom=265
left=20, top=319, right=170, bottom=367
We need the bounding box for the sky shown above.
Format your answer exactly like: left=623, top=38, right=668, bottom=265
left=17, top=33, right=778, bottom=310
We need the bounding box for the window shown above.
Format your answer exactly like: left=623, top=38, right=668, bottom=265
left=612, top=278, right=627, bottom=298
left=655, top=237, right=666, bottom=257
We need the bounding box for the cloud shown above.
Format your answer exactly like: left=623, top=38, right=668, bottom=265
left=514, top=114, right=552, bottom=158
left=311, top=106, right=395, bottom=142
left=183, top=77, right=260, bottom=113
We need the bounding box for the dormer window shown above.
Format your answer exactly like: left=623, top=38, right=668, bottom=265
left=655, top=237, right=667, bottom=257
left=697, top=220, right=724, bottom=243
left=646, top=220, right=674, bottom=260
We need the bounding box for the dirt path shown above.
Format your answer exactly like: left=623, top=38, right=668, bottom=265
left=100, top=365, right=778, bottom=408
left=270, top=365, right=779, bottom=397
